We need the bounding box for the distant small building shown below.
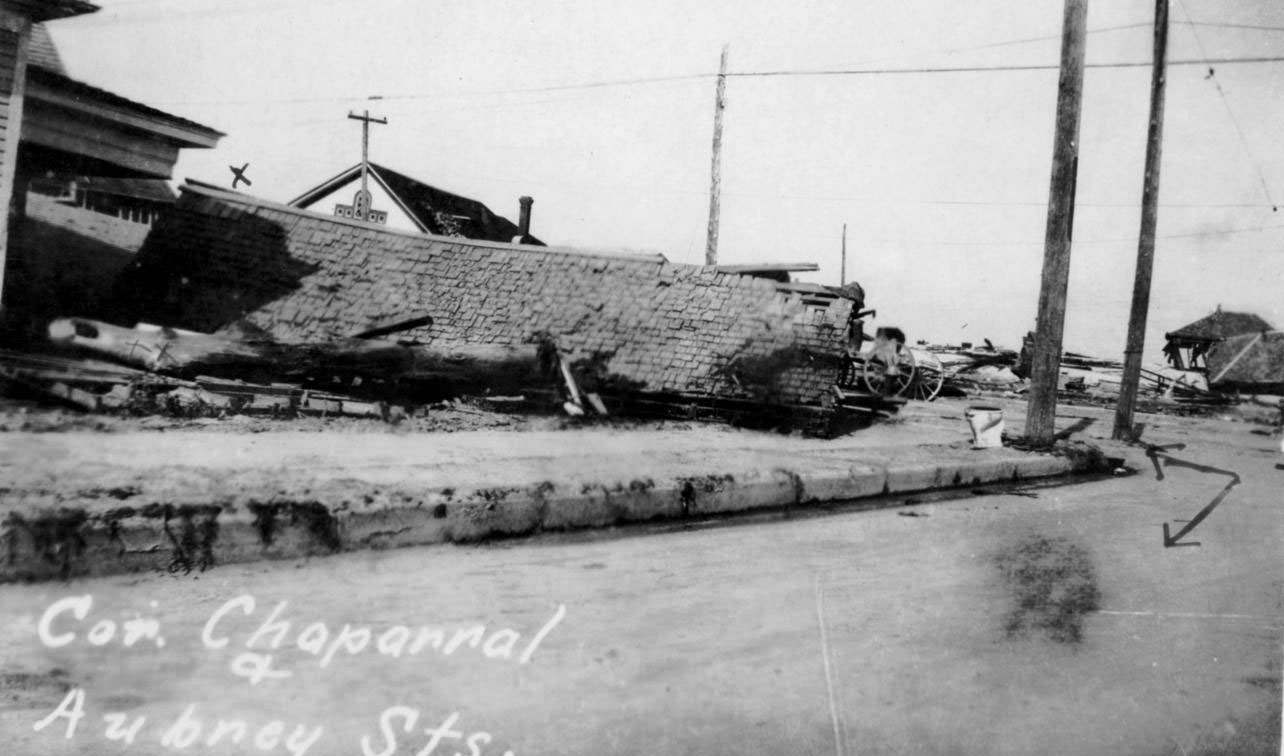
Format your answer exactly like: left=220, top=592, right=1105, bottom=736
left=288, top=162, right=543, bottom=245
left=1163, top=307, right=1273, bottom=370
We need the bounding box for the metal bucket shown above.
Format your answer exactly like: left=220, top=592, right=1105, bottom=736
left=964, top=406, right=1005, bottom=449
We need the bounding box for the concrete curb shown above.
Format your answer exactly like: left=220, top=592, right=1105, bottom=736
left=0, top=445, right=1109, bottom=582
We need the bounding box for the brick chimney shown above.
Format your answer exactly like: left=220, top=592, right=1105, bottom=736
left=517, top=196, right=533, bottom=242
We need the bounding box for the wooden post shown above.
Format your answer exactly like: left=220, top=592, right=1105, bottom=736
left=1113, top=0, right=1169, bottom=441
left=1025, top=0, right=1089, bottom=444
left=704, top=44, right=729, bottom=266
left=840, top=223, right=847, bottom=285
left=0, top=14, right=31, bottom=321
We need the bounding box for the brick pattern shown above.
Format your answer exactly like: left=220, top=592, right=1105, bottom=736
left=120, top=186, right=853, bottom=405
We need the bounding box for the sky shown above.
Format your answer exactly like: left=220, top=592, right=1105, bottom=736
left=45, top=0, right=1284, bottom=362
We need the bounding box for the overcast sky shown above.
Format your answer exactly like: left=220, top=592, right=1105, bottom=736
left=47, top=0, right=1284, bottom=361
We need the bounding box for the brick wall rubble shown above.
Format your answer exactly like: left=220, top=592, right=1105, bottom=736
left=116, top=184, right=854, bottom=406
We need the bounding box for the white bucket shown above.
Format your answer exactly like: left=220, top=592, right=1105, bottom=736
left=965, top=406, right=1005, bottom=449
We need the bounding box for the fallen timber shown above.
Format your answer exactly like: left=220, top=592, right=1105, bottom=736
left=47, top=317, right=544, bottom=393
left=5, top=317, right=891, bottom=436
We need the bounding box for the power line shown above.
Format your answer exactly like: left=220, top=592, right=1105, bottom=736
left=1186, top=21, right=1284, bottom=34
left=857, top=222, right=1284, bottom=248
left=1176, top=0, right=1278, bottom=211
left=954, top=22, right=1150, bottom=51
left=147, top=54, right=1284, bottom=108
left=725, top=55, right=1284, bottom=79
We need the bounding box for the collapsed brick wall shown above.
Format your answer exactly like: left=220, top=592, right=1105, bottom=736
left=117, top=185, right=853, bottom=406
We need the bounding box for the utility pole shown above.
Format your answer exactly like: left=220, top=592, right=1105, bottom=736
left=1113, top=0, right=1169, bottom=441
left=840, top=223, right=847, bottom=285
left=704, top=44, right=729, bottom=266
left=347, top=109, right=387, bottom=221
left=1025, top=0, right=1089, bottom=444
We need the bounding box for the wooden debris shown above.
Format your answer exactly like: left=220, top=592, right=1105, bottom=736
left=47, top=317, right=544, bottom=391
left=0, top=349, right=396, bottom=419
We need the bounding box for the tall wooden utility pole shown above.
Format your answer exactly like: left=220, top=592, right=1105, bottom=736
left=1113, top=0, right=1169, bottom=440
left=1026, top=0, right=1089, bottom=444
left=704, top=44, right=729, bottom=266
left=840, top=223, right=847, bottom=285
left=347, top=109, right=387, bottom=221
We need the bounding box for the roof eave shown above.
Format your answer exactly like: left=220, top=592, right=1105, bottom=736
left=18, top=0, right=99, bottom=22
left=287, top=164, right=362, bottom=207
left=25, top=74, right=224, bottom=148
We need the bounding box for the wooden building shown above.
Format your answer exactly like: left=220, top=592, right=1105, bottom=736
left=0, top=2, right=222, bottom=336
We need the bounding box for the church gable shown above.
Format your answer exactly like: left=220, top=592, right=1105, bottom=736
left=292, top=171, right=422, bottom=233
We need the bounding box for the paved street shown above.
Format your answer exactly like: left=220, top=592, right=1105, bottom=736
left=1, top=399, right=1280, bottom=756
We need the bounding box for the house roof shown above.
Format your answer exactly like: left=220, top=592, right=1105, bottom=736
left=1164, top=309, right=1273, bottom=344
left=26, top=67, right=224, bottom=146
left=1206, top=330, right=1284, bottom=388
left=289, top=162, right=542, bottom=245
left=19, top=0, right=98, bottom=22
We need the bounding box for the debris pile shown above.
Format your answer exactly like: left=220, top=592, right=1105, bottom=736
left=917, top=337, right=1232, bottom=408
left=0, top=183, right=910, bottom=436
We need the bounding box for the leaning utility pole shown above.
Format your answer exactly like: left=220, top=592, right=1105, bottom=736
left=1026, top=0, right=1089, bottom=444
left=840, top=222, right=847, bottom=285
left=1113, top=0, right=1169, bottom=440
left=347, top=109, right=387, bottom=221
left=704, top=44, right=729, bottom=266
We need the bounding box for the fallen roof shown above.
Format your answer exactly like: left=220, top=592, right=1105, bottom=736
left=191, top=180, right=653, bottom=260
left=1165, top=309, right=1273, bottom=343
left=116, top=182, right=853, bottom=407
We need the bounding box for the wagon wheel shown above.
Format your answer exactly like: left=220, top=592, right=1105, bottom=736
left=863, top=348, right=916, bottom=397
left=905, top=347, right=945, bottom=402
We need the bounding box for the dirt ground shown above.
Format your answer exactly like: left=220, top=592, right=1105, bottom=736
left=0, top=397, right=1280, bottom=756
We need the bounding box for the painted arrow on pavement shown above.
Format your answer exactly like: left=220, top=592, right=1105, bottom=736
left=1144, top=443, right=1241, bottom=548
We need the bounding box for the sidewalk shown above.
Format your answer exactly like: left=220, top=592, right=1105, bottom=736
left=0, top=398, right=1111, bottom=580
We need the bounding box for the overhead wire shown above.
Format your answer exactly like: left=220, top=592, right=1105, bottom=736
left=103, top=1, right=1284, bottom=241
left=1176, top=0, right=1279, bottom=211
left=146, top=54, right=1284, bottom=108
